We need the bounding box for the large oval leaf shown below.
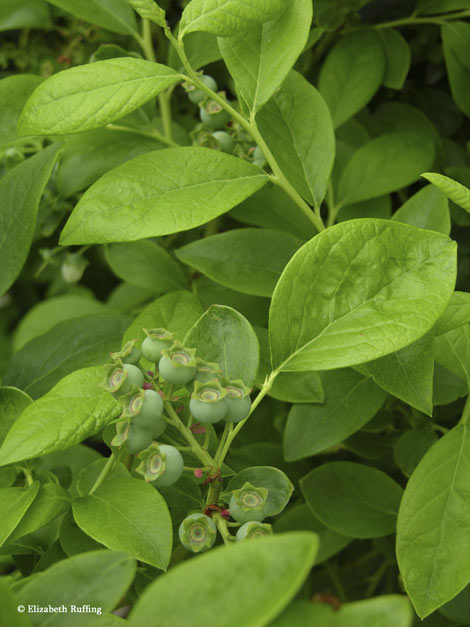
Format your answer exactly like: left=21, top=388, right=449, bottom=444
left=284, top=369, right=386, bottom=461
left=269, top=219, right=457, bottom=372
left=0, top=483, right=40, bottom=546
left=0, top=387, right=32, bottom=446
left=218, top=0, right=312, bottom=113
left=319, top=30, right=385, bottom=128
left=0, top=367, right=121, bottom=467
left=0, top=145, right=60, bottom=297
left=175, top=228, right=300, bottom=297
left=16, top=550, right=136, bottom=624
left=45, top=0, right=138, bottom=36
left=397, top=424, right=470, bottom=618
left=301, top=462, right=403, bottom=538
left=129, top=533, right=318, bottom=627
left=179, top=0, right=285, bottom=37
left=256, top=71, right=335, bottom=209
left=185, top=305, right=259, bottom=386
left=73, top=478, right=172, bottom=570
left=18, top=59, right=182, bottom=135
left=3, top=313, right=129, bottom=399
left=60, top=148, right=268, bottom=245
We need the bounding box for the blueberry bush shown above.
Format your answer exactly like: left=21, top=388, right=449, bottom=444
left=1, top=0, right=470, bottom=625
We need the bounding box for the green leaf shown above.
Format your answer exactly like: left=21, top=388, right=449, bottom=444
left=225, top=466, right=293, bottom=516
left=3, top=313, right=130, bottom=399
left=442, top=22, right=470, bottom=116
left=75, top=458, right=129, bottom=497
left=272, top=596, right=413, bottom=627
left=393, top=427, right=438, bottom=478
left=16, top=550, right=136, bottom=625
left=319, top=30, right=386, bottom=128
left=168, top=31, right=221, bottom=71
left=230, top=184, right=317, bottom=240
left=439, top=584, right=470, bottom=624
left=435, top=291, right=470, bottom=336
left=357, top=332, right=435, bottom=416
left=218, top=0, right=312, bottom=113
left=379, top=29, right=411, bottom=90
left=392, top=185, right=450, bottom=235
left=45, top=0, right=138, bottom=36
left=433, top=363, right=467, bottom=406
left=0, top=387, right=32, bottom=447
left=56, top=128, right=162, bottom=198
left=0, top=75, right=43, bottom=148
left=60, top=147, right=268, bottom=245
left=269, top=219, right=457, bottom=372
left=397, top=424, right=470, bottom=618
left=0, top=483, right=39, bottom=546
left=123, top=290, right=203, bottom=345
left=435, top=323, right=470, bottom=386
left=129, top=533, right=318, bottom=627
left=6, top=483, right=71, bottom=545
left=185, top=304, right=259, bottom=386
left=301, top=461, right=403, bottom=538
left=128, top=0, right=166, bottom=27
left=268, top=371, right=324, bottom=404
left=13, top=295, right=109, bottom=352
left=0, top=0, right=51, bottom=30
left=0, top=579, right=32, bottom=627
left=418, top=0, right=470, bottom=13
left=0, top=367, right=121, bottom=467
left=256, top=70, right=335, bottom=209
left=179, top=0, right=285, bottom=37
left=72, top=478, right=172, bottom=570
left=175, top=229, right=300, bottom=297
left=59, top=510, right=103, bottom=556
left=284, top=369, right=386, bottom=461
left=0, top=145, right=60, bottom=297
left=422, top=171, right=470, bottom=213
left=106, top=240, right=187, bottom=294
left=18, top=59, right=182, bottom=135
left=273, top=504, right=352, bottom=565
left=338, top=133, right=434, bottom=206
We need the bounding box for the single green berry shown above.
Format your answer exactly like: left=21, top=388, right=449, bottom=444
left=127, top=389, right=166, bottom=436
left=110, top=339, right=141, bottom=365
left=159, top=341, right=197, bottom=385
left=253, top=159, right=266, bottom=169
left=229, top=482, right=269, bottom=524
left=186, top=74, right=218, bottom=104
left=179, top=513, right=217, bottom=553
left=61, top=253, right=88, bottom=283
left=224, top=380, right=252, bottom=423
left=140, top=444, right=184, bottom=486
left=141, top=328, right=174, bottom=363
left=190, top=379, right=228, bottom=424
left=103, top=361, right=143, bottom=396
left=212, top=131, right=234, bottom=153
left=236, top=521, right=273, bottom=541
left=126, top=424, right=153, bottom=454
left=200, top=99, right=231, bottom=130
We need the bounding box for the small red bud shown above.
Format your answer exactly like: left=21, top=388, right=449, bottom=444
left=143, top=382, right=153, bottom=390
left=194, top=468, right=203, bottom=478
left=221, top=509, right=230, bottom=519
left=147, top=370, right=154, bottom=376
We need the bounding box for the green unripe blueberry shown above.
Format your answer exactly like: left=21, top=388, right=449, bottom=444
left=253, top=159, right=266, bottom=169
left=187, top=74, right=218, bottom=104
left=110, top=339, right=141, bottom=365
left=200, top=102, right=231, bottom=130
left=141, top=328, right=174, bottom=363
left=253, top=146, right=265, bottom=161
left=229, top=482, right=269, bottom=524
left=153, top=444, right=184, bottom=486
left=224, top=381, right=252, bottom=423
left=103, top=361, right=143, bottom=396
left=159, top=342, right=197, bottom=385
left=126, top=424, right=153, bottom=454
left=132, top=390, right=166, bottom=437
left=61, top=253, right=88, bottom=284
left=179, top=513, right=217, bottom=553
left=190, top=379, right=228, bottom=424
left=123, top=363, right=144, bottom=392
left=236, top=521, right=273, bottom=541
left=212, top=131, right=234, bottom=153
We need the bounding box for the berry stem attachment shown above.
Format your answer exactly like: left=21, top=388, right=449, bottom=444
left=213, top=512, right=234, bottom=545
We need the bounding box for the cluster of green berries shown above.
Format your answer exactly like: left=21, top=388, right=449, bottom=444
left=179, top=482, right=273, bottom=553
